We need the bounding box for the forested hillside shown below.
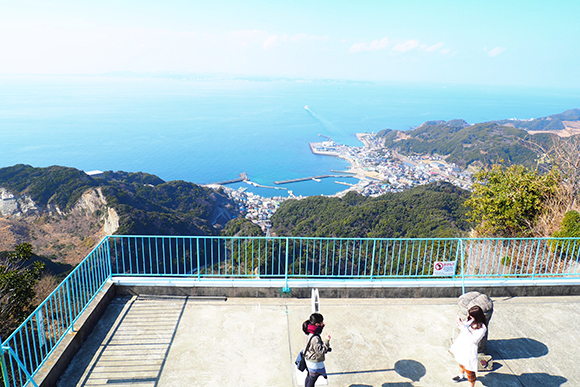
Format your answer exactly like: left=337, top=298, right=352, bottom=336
left=493, top=108, right=580, bottom=132
left=271, top=182, right=472, bottom=238
left=378, top=121, right=553, bottom=168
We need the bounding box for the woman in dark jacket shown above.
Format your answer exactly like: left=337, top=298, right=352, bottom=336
left=302, top=313, right=331, bottom=387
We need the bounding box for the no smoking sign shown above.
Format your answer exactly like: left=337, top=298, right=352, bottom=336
left=433, top=261, right=456, bottom=276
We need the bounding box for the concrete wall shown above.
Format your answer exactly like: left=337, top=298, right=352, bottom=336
left=34, top=282, right=116, bottom=387
left=115, top=284, right=580, bottom=299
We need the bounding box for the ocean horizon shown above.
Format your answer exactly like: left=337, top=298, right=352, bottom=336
left=2, top=74, right=580, bottom=197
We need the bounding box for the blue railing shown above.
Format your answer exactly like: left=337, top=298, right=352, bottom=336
left=108, top=236, right=580, bottom=280
left=2, top=235, right=580, bottom=386
left=0, top=238, right=111, bottom=387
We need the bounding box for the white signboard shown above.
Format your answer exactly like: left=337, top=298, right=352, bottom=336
left=433, top=261, right=456, bottom=276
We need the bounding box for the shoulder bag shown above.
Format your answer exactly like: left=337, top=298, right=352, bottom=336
left=295, top=334, right=317, bottom=372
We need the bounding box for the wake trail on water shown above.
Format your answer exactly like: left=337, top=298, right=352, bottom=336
left=304, top=106, right=341, bottom=137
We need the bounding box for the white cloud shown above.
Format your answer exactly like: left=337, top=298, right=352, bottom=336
left=229, top=29, right=267, bottom=47
left=392, top=39, right=420, bottom=52
left=440, top=48, right=451, bottom=55
left=263, top=35, right=280, bottom=50
left=291, top=33, right=328, bottom=43
left=348, top=37, right=389, bottom=54
left=262, top=33, right=296, bottom=49
left=349, top=42, right=367, bottom=54
left=425, top=42, right=444, bottom=52
left=488, top=46, right=506, bottom=57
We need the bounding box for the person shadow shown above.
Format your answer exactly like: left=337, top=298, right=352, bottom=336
left=486, top=338, right=548, bottom=359
left=479, top=372, right=567, bottom=386
left=346, top=359, right=425, bottom=387
left=478, top=338, right=567, bottom=386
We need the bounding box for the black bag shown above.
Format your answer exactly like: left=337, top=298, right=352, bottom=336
left=295, top=334, right=317, bottom=371
left=295, top=350, right=307, bottom=371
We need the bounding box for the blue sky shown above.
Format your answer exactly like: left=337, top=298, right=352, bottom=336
left=2, top=0, right=579, bottom=87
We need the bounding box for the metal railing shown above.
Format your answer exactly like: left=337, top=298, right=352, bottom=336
left=0, top=238, right=111, bottom=387
left=108, top=235, right=580, bottom=280
left=2, top=235, right=580, bottom=386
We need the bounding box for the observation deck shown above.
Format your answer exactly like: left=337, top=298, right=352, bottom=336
left=2, top=236, right=580, bottom=386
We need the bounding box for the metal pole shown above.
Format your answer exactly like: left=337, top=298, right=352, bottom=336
left=106, top=236, right=113, bottom=280
left=370, top=239, right=377, bottom=280
left=283, top=238, right=290, bottom=293
left=459, top=239, right=466, bottom=295
left=311, top=288, right=320, bottom=313
left=0, top=336, right=9, bottom=387
left=66, top=281, right=74, bottom=333
left=196, top=238, right=201, bottom=280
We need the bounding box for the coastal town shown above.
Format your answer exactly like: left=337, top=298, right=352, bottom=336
left=219, top=132, right=473, bottom=231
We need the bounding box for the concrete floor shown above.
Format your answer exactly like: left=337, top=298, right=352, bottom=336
left=57, top=295, right=579, bottom=387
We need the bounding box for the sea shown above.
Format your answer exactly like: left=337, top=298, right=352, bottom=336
left=1, top=74, right=580, bottom=197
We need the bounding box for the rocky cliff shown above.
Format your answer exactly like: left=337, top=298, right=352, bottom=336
left=0, top=165, right=239, bottom=265
left=0, top=186, right=119, bottom=264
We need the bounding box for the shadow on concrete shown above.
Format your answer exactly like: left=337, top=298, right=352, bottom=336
left=333, top=359, right=425, bottom=385
left=394, top=359, right=425, bottom=382
left=479, top=372, right=567, bottom=387
left=347, top=384, right=414, bottom=387
left=57, top=297, right=137, bottom=386
left=487, top=338, right=548, bottom=359
left=328, top=369, right=393, bottom=376
left=57, top=295, right=188, bottom=387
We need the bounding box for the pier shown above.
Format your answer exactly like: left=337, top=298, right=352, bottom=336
left=331, top=169, right=356, bottom=174
left=211, top=172, right=248, bottom=185
left=244, top=181, right=287, bottom=190
left=335, top=181, right=355, bottom=186
left=274, top=174, right=354, bottom=185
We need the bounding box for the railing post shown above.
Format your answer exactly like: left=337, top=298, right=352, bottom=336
left=106, top=236, right=113, bottom=280
left=196, top=238, right=201, bottom=281
left=0, top=335, right=9, bottom=387
left=459, top=238, right=465, bottom=295
left=66, top=280, right=74, bottom=333
left=370, top=239, right=377, bottom=280
left=531, top=238, right=542, bottom=280
left=283, top=238, right=290, bottom=293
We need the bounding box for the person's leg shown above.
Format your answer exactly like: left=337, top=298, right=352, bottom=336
left=305, top=371, right=320, bottom=387
left=465, top=370, right=476, bottom=386
left=452, top=365, right=467, bottom=382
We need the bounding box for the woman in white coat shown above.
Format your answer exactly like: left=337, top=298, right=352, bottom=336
left=449, top=305, right=487, bottom=386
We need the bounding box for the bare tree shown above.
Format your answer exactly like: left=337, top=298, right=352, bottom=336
left=523, top=134, right=580, bottom=236
left=549, top=135, right=580, bottom=204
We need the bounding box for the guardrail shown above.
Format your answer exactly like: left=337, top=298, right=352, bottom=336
left=108, top=235, right=580, bottom=280
left=0, top=238, right=111, bottom=387
left=2, top=235, right=580, bottom=386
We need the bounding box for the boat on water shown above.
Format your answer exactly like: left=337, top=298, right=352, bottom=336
left=304, top=105, right=309, bottom=109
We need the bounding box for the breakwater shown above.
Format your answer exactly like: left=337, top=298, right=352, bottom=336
left=212, top=172, right=248, bottom=185
left=331, top=169, right=356, bottom=174
left=245, top=181, right=287, bottom=190
left=274, top=174, right=353, bottom=185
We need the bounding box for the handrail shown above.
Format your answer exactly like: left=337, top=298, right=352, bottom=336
left=107, top=236, right=580, bottom=280
left=0, top=238, right=111, bottom=387
left=2, top=235, right=580, bottom=387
